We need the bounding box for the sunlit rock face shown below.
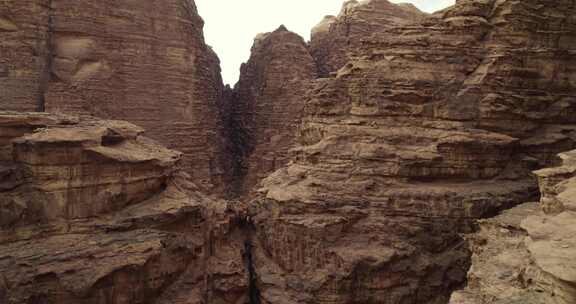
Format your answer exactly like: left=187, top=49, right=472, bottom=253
left=0, top=0, right=228, bottom=192
left=524, top=151, right=576, bottom=304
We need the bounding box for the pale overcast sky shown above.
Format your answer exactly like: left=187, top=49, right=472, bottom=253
left=195, top=0, right=455, bottom=85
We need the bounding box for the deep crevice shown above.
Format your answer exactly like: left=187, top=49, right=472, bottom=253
left=240, top=217, right=261, bottom=304
left=37, top=0, right=54, bottom=112
left=222, top=87, right=254, bottom=199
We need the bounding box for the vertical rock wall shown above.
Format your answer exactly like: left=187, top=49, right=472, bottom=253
left=1, top=0, right=576, bottom=303
left=0, top=0, right=227, bottom=192
left=244, top=0, right=576, bottom=303
left=0, top=0, right=52, bottom=112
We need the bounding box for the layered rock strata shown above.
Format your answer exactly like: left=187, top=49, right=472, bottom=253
left=0, top=112, right=248, bottom=304
left=0, top=0, right=227, bottom=191
left=1, top=0, right=576, bottom=303
left=242, top=0, right=576, bottom=302
left=310, top=0, right=427, bottom=76
left=450, top=150, right=576, bottom=304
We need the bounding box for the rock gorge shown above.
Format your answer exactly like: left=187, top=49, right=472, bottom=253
left=1, top=0, right=575, bottom=303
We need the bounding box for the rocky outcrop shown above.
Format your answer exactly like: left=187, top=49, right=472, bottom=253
left=0, top=112, right=248, bottom=304
left=525, top=151, right=576, bottom=303
left=244, top=0, right=576, bottom=303
left=228, top=26, right=317, bottom=196
left=2, top=0, right=576, bottom=303
left=450, top=150, right=576, bottom=304
left=449, top=202, right=549, bottom=304
left=310, top=0, right=427, bottom=76
left=0, top=0, right=227, bottom=192
left=1, top=113, right=180, bottom=222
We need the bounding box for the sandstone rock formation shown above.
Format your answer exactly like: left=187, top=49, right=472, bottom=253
left=0, top=112, right=248, bottom=304
left=450, top=150, right=576, bottom=304
left=1, top=0, right=576, bottom=303
left=525, top=151, right=576, bottom=303
left=310, top=0, right=427, bottom=76
left=449, top=202, right=550, bottom=304
left=228, top=26, right=317, bottom=196
left=243, top=0, right=576, bottom=302
left=0, top=0, right=227, bottom=192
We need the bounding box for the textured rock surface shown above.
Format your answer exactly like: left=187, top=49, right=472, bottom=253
left=525, top=150, right=576, bottom=304
left=2, top=0, right=576, bottom=303
left=245, top=0, right=576, bottom=303
left=0, top=112, right=248, bottom=304
left=451, top=150, right=576, bottom=304
left=449, top=203, right=550, bottom=304
left=0, top=0, right=227, bottom=192
left=228, top=26, right=317, bottom=196
left=310, top=0, right=427, bottom=76
left=11, top=119, right=181, bottom=222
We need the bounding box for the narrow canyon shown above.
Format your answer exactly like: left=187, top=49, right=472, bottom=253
left=0, top=0, right=575, bottom=303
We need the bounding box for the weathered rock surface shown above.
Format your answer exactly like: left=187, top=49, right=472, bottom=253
left=0, top=112, right=248, bottom=304
left=244, top=0, right=576, bottom=303
left=451, top=150, right=576, bottom=304
left=310, top=0, right=427, bottom=76
left=449, top=202, right=550, bottom=304
left=525, top=150, right=576, bottom=303
left=0, top=0, right=227, bottom=192
left=228, top=26, right=317, bottom=196
left=2, top=0, right=576, bottom=303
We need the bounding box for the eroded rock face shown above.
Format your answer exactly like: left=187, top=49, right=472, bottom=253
left=450, top=150, right=576, bottom=304
left=0, top=112, right=248, bottom=304
left=0, top=0, right=227, bottom=192
left=525, top=151, right=576, bottom=304
left=228, top=26, right=317, bottom=196
left=449, top=203, right=550, bottom=304
left=246, top=0, right=576, bottom=303
left=310, top=0, right=427, bottom=76
left=2, top=0, right=576, bottom=303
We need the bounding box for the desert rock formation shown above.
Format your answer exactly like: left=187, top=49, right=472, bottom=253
left=0, top=0, right=227, bottom=192
left=245, top=0, right=576, bottom=302
left=310, top=0, right=427, bottom=76
left=1, top=0, right=576, bottom=303
left=228, top=26, right=317, bottom=196
left=0, top=112, right=251, bottom=304
left=450, top=150, right=576, bottom=304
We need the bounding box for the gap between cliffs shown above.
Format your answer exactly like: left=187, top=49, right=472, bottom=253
left=37, top=0, right=54, bottom=112
left=242, top=220, right=261, bottom=304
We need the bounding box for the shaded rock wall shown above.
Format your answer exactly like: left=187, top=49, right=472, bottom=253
left=0, top=0, right=227, bottom=192
left=227, top=26, right=317, bottom=196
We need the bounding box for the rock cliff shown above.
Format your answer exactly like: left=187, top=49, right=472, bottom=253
left=242, top=0, right=576, bottom=303
left=228, top=26, right=317, bottom=196
left=310, top=0, right=427, bottom=76
left=0, top=0, right=227, bottom=192
left=1, top=0, right=576, bottom=303
left=0, top=112, right=250, bottom=304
